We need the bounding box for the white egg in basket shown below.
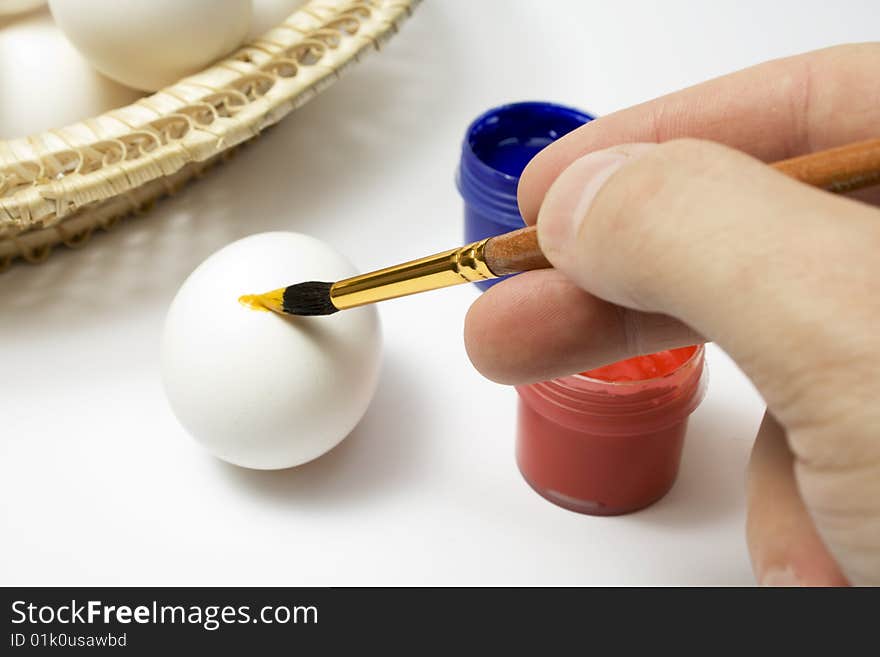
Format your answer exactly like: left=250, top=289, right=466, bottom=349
left=48, top=0, right=252, bottom=91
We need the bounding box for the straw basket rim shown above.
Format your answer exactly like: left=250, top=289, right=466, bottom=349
left=0, top=0, right=420, bottom=270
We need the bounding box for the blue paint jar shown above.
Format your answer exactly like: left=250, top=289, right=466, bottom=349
left=456, top=101, right=594, bottom=289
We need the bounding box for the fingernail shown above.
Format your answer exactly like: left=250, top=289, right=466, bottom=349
left=536, top=149, right=633, bottom=254
left=760, top=566, right=803, bottom=587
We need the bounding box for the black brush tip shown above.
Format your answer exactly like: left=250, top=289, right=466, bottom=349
left=282, top=281, right=338, bottom=316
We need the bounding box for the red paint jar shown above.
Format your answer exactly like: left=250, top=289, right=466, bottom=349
left=515, top=346, right=707, bottom=516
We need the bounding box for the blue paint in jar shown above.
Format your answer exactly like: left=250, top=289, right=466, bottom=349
left=456, top=102, right=594, bottom=289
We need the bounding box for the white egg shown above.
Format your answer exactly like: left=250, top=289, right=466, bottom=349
left=0, top=6, right=141, bottom=139
left=161, top=232, right=382, bottom=470
left=0, top=0, right=46, bottom=16
left=248, top=0, right=306, bottom=40
left=48, top=0, right=251, bottom=92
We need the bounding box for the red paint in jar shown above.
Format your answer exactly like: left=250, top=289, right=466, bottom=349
left=515, top=346, right=707, bottom=516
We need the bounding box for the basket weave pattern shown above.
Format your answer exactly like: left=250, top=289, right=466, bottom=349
left=0, top=0, right=419, bottom=270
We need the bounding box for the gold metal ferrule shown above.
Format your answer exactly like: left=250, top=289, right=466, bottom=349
left=330, top=238, right=495, bottom=310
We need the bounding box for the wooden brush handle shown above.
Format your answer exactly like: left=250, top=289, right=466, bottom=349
left=483, top=137, right=880, bottom=276
left=484, top=226, right=548, bottom=275
left=772, top=137, right=880, bottom=192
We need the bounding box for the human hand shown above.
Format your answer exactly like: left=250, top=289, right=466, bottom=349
left=464, top=44, right=880, bottom=586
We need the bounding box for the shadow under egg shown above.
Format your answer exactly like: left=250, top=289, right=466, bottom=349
left=211, top=352, right=427, bottom=510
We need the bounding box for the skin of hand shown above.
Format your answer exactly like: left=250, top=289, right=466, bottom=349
left=464, top=43, right=880, bottom=586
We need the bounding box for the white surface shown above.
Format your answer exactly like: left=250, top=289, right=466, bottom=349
left=161, top=232, right=381, bottom=470
left=2, top=0, right=875, bottom=585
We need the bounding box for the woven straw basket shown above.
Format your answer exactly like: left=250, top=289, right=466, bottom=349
left=0, top=0, right=419, bottom=271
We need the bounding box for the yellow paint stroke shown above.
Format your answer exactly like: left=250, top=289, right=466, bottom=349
left=238, top=288, right=285, bottom=314
left=238, top=294, right=270, bottom=312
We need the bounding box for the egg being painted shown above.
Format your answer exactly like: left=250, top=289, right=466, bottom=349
left=161, top=232, right=382, bottom=470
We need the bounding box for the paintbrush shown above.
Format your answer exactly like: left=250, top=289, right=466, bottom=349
left=242, top=137, right=880, bottom=316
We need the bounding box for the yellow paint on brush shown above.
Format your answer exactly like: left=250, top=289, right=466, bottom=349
left=238, top=287, right=285, bottom=314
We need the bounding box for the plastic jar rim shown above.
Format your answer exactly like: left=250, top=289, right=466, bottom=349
left=568, top=344, right=705, bottom=388
left=515, top=346, right=708, bottom=434
left=460, top=101, right=596, bottom=183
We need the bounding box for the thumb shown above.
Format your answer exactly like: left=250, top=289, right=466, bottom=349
left=535, top=138, right=879, bottom=425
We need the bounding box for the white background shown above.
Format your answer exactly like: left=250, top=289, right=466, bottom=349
left=2, top=1, right=877, bottom=585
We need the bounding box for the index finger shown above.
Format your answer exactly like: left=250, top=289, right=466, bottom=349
left=518, top=43, right=880, bottom=223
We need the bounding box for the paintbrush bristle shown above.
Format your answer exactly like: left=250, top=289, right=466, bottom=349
left=282, top=281, right=338, bottom=316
